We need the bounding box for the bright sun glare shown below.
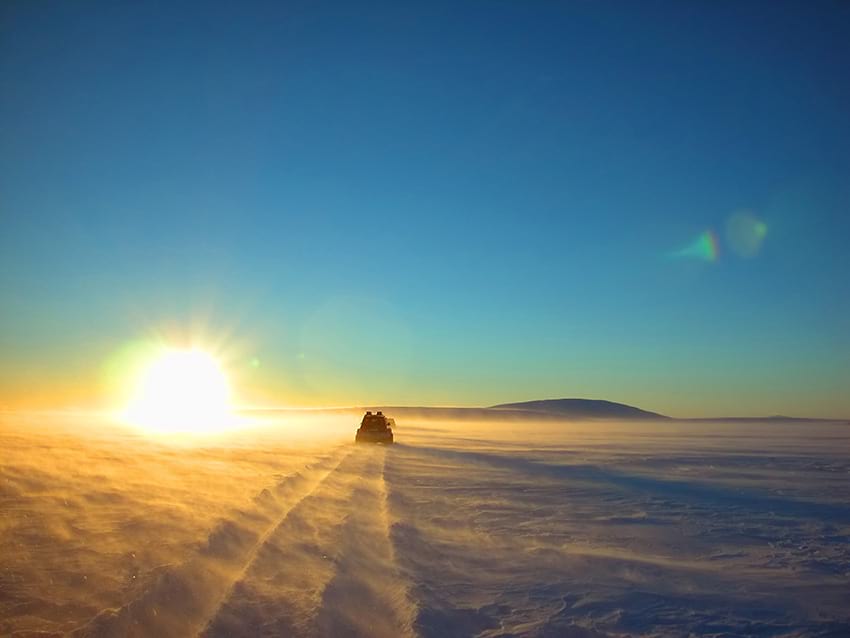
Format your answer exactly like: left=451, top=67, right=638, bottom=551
left=124, top=348, right=233, bottom=434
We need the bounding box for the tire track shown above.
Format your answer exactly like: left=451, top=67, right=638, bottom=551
left=70, top=448, right=351, bottom=638
left=314, top=446, right=417, bottom=638
left=201, top=448, right=366, bottom=637
left=383, top=445, right=504, bottom=638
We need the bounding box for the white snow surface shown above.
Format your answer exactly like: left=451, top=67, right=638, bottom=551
left=1, top=411, right=849, bottom=637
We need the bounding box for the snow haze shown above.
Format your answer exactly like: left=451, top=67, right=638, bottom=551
left=2, top=412, right=849, bottom=637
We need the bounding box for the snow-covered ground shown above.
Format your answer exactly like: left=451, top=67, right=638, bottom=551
left=2, top=412, right=848, bottom=637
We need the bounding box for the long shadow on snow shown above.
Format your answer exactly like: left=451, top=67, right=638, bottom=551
left=393, top=444, right=850, bottom=524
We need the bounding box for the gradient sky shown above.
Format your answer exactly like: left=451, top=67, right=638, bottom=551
left=2, top=1, right=849, bottom=417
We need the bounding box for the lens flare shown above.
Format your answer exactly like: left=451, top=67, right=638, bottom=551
left=669, top=230, right=718, bottom=262
left=726, top=211, right=767, bottom=258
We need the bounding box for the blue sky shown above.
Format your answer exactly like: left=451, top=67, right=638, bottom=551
left=1, top=1, right=849, bottom=416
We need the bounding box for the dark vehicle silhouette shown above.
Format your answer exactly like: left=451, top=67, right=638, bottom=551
left=355, top=410, right=394, bottom=444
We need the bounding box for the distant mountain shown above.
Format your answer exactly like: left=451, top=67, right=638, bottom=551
left=488, top=398, right=669, bottom=420
left=685, top=415, right=843, bottom=423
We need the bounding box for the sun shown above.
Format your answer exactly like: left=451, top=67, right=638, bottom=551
left=124, top=348, right=234, bottom=434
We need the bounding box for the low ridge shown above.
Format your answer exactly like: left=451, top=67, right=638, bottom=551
left=489, top=398, right=669, bottom=420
